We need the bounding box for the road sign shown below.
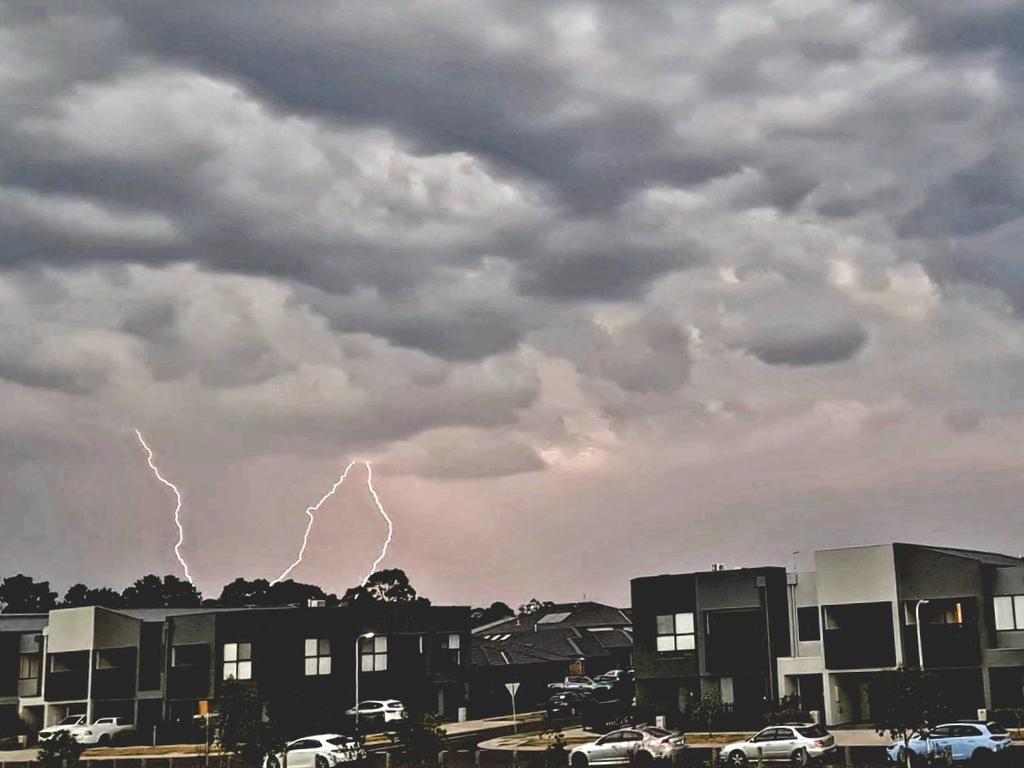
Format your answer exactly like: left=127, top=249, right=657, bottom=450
left=505, top=682, right=520, bottom=733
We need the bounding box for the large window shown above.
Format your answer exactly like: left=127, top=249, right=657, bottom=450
left=223, top=642, right=252, bottom=680
left=994, top=596, right=1024, bottom=631
left=19, top=654, right=39, bottom=680
left=442, top=633, right=461, bottom=665
left=798, top=607, right=821, bottom=641
left=656, top=613, right=695, bottom=652
left=305, top=638, right=331, bottom=676
left=360, top=636, right=387, bottom=672
left=171, top=644, right=207, bottom=668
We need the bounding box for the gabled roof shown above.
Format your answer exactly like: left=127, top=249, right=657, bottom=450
left=472, top=623, right=632, bottom=668
left=472, top=601, right=631, bottom=636
left=901, top=543, right=1024, bottom=568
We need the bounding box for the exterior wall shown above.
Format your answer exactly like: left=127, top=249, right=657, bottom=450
left=45, top=609, right=96, bottom=654
left=815, top=544, right=903, bottom=670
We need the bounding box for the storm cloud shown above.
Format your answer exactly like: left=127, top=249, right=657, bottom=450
left=2, top=1, right=1024, bottom=604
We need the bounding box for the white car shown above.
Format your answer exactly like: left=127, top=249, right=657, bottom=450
left=569, top=726, right=686, bottom=767
left=70, top=717, right=136, bottom=746
left=885, top=722, right=1013, bottom=764
left=265, top=734, right=366, bottom=768
left=721, top=725, right=836, bottom=765
left=345, top=700, right=406, bottom=723
left=38, top=715, right=87, bottom=742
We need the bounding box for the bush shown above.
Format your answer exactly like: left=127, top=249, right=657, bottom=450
left=37, top=731, right=85, bottom=768
left=394, top=713, right=446, bottom=767
left=763, top=695, right=811, bottom=726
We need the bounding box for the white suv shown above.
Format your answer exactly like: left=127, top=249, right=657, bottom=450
left=722, top=724, right=836, bottom=765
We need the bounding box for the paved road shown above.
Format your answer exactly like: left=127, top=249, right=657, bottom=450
left=0, top=712, right=545, bottom=764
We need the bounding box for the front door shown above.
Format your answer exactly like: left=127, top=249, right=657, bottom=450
left=286, top=739, right=320, bottom=768
left=772, top=727, right=798, bottom=759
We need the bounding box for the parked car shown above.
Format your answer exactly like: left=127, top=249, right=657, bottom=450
left=344, top=700, right=406, bottom=723
left=265, top=734, right=366, bottom=768
left=885, top=722, right=1012, bottom=764
left=38, top=715, right=87, bottom=742
left=70, top=717, right=136, bottom=746
left=549, top=676, right=613, bottom=693
left=548, top=690, right=596, bottom=720
left=569, top=726, right=686, bottom=767
left=721, top=724, right=836, bottom=765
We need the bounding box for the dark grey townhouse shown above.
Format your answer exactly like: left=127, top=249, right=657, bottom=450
left=0, top=601, right=470, bottom=740
left=632, top=543, right=1024, bottom=728
left=776, top=543, right=1024, bottom=725
left=631, top=566, right=791, bottom=726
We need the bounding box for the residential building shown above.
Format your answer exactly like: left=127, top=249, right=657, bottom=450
left=470, top=602, right=632, bottom=715
left=631, top=566, right=791, bottom=726
left=776, top=543, right=1024, bottom=725
left=0, top=601, right=470, bottom=740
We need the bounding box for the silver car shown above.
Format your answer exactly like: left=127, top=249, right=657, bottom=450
left=570, top=726, right=686, bottom=767
left=721, top=724, right=836, bottom=766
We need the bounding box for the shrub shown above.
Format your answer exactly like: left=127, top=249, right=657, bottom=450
left=37, top=731, right=85, bottom=768
left=395, top=713, right=446, bottom=767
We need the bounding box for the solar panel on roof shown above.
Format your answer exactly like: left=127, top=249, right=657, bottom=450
left=536, top=611, right=571, bottom=624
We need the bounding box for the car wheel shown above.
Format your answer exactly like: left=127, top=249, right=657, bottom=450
left=572, top=753, right=590, bottom=768
left=791, top=748, right=809, bottom=767
left=728, top=751, right=748, bottom=766
left=267, top=757, right=281, bottom=768
left=99, top=735, right=111, bottom=746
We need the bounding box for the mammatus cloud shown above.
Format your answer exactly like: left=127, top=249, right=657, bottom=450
left=2, top=1, right=1024, bottom=601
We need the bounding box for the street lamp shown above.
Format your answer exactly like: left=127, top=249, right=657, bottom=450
left=355, top=632, right=374, bottom=737
left=915, top=600, right=930, bottom=669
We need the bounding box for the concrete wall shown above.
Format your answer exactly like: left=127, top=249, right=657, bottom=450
left=894, top=544, right=983, bottom=600
left=46, top=608, right=96, bottom=654
left=94, top=609, right=141, bottom=650
left=815, top=545, right=898, bottom=606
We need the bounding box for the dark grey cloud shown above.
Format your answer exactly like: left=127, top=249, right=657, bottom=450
left=745, top=321, right=868, bottom=367
left=6, top=0, right=1024, bottom=603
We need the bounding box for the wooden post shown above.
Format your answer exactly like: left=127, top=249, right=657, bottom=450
left=438, top=749, right=447, bottom=767
left=756, top=746, right=763, bottom=768
left=711, top=747, right=720, bottom=766
left=844, top=747, right=853, bottom=767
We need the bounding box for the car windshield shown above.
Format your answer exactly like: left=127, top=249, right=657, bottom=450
left=797, top=726, right=828, bottom=738
left=59, top=717, right=83, bottom=725
left=327, top=737, right=355, bottom=747
left=643, top=728, right=671, bottom=738
left=987, top=723, right=1009, bottom=735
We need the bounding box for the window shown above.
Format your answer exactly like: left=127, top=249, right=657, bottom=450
left=797, top=607, right=821, bottom=641
left=656, top=613, right=695, bottom=652
left=19, top=654, right=39, bottom=680
left=223, top=642, right=252, bottom=680
left=304, top=638, right=331, bottom=676
left=171, top=644, right=207, bottom=668
left=442, top=633, right=461, bottom=664
left=994, top=596, right=1024, bottom=631
left=360, top=635, right=387, bottom=672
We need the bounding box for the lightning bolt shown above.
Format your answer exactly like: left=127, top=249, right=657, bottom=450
left=134, top=429, right=193, bottom=584
left=361, top=461, right=393, bottom=585
left=272, top=460, right=357, bottom=585
left=273, top=460, right=394, bottom=587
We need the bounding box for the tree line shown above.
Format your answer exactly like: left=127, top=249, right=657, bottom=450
left=0, top=568, right=430, bottom=613
left=1, top=571, right=556, bottom=628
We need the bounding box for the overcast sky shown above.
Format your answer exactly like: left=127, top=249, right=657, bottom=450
left=3, top=1, right=1024, bottom=608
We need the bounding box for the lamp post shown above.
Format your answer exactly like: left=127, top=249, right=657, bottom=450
left=915, top=600, right=930, bottom=669
left=355, top=632, right=374, bottom=737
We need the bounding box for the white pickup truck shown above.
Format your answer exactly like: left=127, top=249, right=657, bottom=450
left=38, top=716, right=135, bottom=746
left=71, top=717, right=136, bottom=745
left=38, top=715, right=87, bottom=742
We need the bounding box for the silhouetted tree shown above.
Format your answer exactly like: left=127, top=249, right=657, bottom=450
left=342, top=569, right=429, bottom=605
left=471, top=601, right=515, bottom=627
left=518, top=598, right=555, bottom=616
left=871, top=667, right=946, bottom=768
left=122, top=574, right=202, bottom=607
left=0, top=575, right=57, bottom=613
left=61, top=584, right=125, bottom=609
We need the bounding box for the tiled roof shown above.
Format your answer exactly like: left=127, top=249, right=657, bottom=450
left=472, top=601, right=631, bottom=636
